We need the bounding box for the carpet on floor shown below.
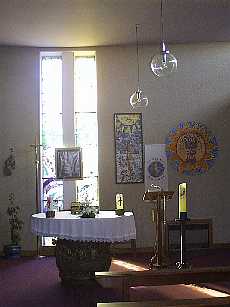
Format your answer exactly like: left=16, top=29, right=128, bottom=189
left=1, top=249, right=230, bottom=307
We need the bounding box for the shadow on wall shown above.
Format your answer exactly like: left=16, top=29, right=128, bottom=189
left=205, top=98, right=230, bottom=181
left=193, top=98, right=230, bottom=242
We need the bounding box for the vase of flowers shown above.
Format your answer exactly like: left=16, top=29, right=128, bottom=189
left=78, top=187, right=99, bottom=218
left=4, top=193, right=24, bottom=258
left=45, top=196, right=56, bottom=218
left=80, top=203, right=97, bottom=218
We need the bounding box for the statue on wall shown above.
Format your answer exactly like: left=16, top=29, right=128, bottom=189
left=3, top=148, right=15, bottom=176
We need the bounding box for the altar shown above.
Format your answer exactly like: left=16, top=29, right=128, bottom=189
left=31, top=210, right=136, bottom=285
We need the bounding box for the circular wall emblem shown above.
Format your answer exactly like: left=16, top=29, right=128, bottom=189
left=165, top=121, right=219, bottom=175
left=147, top=160, right=165, bottom=178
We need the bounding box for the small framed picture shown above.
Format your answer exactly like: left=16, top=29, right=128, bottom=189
left=55, top=147, right=83, bottom=180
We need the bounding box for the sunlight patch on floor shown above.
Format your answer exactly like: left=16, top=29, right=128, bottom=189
left=112, top=260, right=230, bottom=298
left=112, top=259, right=147, bottom=271
left=185, top=284, right=230, bottom=297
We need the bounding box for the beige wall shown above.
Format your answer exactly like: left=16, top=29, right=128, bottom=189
left=0, top=47, right=39, bottom=251
left=97, top=43, right=230, bottom=247
left=0, top=42, right=230, bottom=251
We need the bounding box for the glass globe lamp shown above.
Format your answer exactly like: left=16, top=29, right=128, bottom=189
left=129, top=24, right=149, bottom=109
left=130, top=89, right=148, bottom=108
left=151, top=42, right=177, bottom=77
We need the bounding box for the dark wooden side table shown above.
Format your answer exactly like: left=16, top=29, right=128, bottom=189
left=165, top=219, right=213, bottom=254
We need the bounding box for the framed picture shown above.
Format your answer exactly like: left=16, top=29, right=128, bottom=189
left=55, top=147, right=83, bottom=179
left=114, top=113, right=144, bottom=184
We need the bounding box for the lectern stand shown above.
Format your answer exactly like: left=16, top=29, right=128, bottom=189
left=143, top=190, right=174, bottom=269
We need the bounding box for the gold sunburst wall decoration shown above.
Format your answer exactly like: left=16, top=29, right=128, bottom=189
left=165, top=121, right=219, bottom=175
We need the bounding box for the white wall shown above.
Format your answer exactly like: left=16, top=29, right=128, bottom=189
left=0, top=42, right=230, bottom=251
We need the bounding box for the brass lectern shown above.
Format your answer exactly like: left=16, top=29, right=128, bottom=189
left=143, top=190, right=174, bottom=269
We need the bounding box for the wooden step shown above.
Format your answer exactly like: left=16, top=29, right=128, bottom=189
left=96, top=266, right=230, bottom=300
left=97, top=296, right=230, bottom=306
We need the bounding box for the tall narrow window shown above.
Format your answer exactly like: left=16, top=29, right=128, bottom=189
left=74, top=55, right=98, bottom=204
left=40, top=52, right=98, bottom=246
left=40, top=56, right=64, bottom=210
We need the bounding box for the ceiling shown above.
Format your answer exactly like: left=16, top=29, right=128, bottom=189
left=0, top=0, right=230, bottom=48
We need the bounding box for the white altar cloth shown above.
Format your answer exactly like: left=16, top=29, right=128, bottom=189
left=31, top=210, right=136, bottom=242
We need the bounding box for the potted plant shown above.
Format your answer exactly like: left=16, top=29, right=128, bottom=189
left=4, top=193, right=24, bottom=258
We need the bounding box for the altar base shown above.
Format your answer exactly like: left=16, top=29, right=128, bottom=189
left=55, top=239, right=112, bottom=286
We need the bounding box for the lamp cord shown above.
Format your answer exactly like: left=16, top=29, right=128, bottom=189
left=135, top=24, right=140, bottom=89
left=160, top=0, right=164, bottom=44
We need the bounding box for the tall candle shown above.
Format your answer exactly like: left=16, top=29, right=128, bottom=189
left=179, top=183, right=187, bottom=220
left=76, top=185, right=79, bottom=201
left=116, top=193, right=124, bottom=210
left=115, top=193, right=124, bottom=216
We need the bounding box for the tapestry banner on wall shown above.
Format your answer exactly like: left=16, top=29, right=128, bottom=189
left=145, top=144, right=168, bottom=191
left=165, top=121, right=219, bottom=175
left=114, top=113, right=144, bottom=183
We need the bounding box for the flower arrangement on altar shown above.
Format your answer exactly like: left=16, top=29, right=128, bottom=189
left=80, top=203, right=97, bottom=218
left=74, top=185, right=99, bottom=218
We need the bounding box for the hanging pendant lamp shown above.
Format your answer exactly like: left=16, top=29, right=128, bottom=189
left=130, top=24, right=149, bottom=108
left=150, top=0, right=177, bottom=77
